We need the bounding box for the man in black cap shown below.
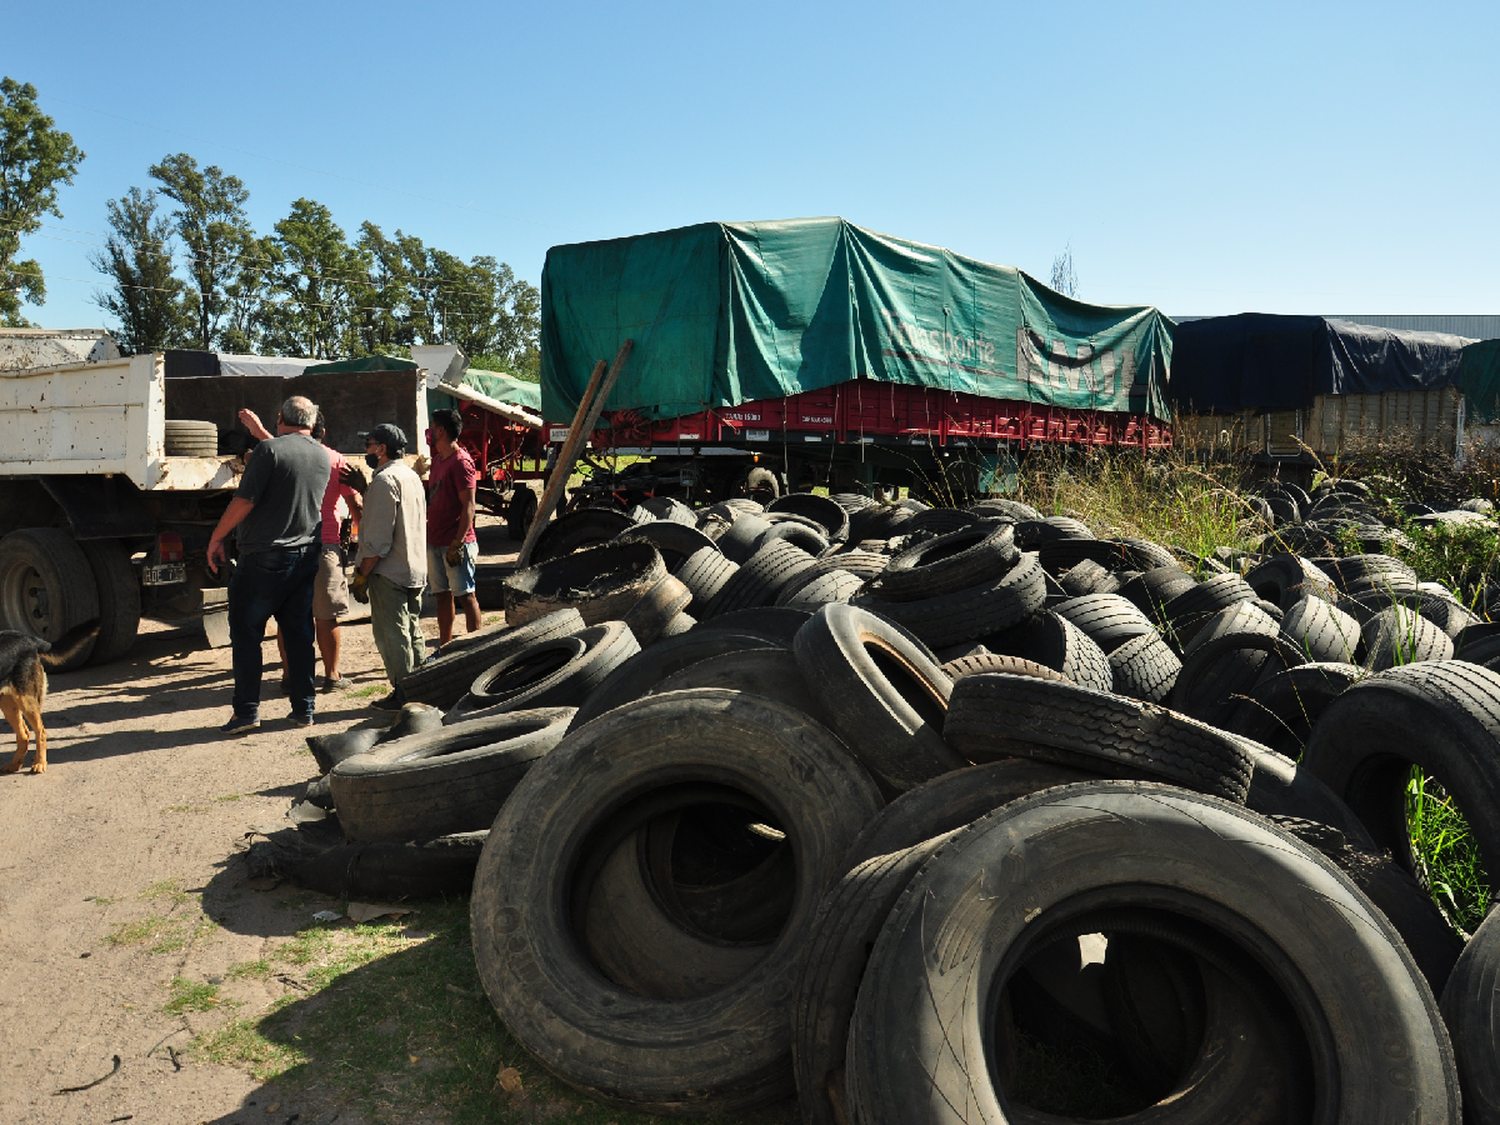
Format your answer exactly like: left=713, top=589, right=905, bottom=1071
left=351, top=423, right=428, bottom=709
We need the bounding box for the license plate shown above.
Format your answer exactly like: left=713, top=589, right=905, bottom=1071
left=143, top=562, right=186, bottom=586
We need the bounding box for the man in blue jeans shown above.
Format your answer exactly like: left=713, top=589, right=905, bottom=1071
left=207, top=395, right=332, bottom=734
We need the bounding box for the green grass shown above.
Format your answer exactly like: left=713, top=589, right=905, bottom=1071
left=1408, top=770, right=1491, bottom=937
left=193, top=901, right=794, bottom=1125
left=350, top=684, right=387, bottom=698
left=164, top=977, right=231, bottom=1015
left=1015, top=445, right=1256, bottom=566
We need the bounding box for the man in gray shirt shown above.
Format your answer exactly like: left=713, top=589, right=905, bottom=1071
left=351, top=422, right=428, bottom=709
left=208, top=395, right=331, bottom=734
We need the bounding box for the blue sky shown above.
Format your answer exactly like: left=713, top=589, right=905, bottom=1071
left=6, top=1, right=1498, bottom=329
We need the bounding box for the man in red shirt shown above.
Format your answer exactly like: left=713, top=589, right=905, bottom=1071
left=239, top=407, right=363, bottom=691
left=425, top=408, right=481, bottom=646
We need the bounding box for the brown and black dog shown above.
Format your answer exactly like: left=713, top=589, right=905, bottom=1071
left=0, top=621, right=99, bottom=774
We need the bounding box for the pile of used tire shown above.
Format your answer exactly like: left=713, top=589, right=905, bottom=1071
left=281, top=489, right=1500, bottom=1122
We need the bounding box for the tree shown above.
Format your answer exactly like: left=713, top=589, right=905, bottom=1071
left=220, top=231, right=278, bottom=353
left=148, top=153, right=252, bottom=349
left=1049, top=244, right=1079, bottom=299
left=426, top=251, right=540, bottom=372
left=354, top=221, right=421, bottom=355
left=0, top=77, right=84, bottom=325
left=91, top=187, right=190, bottom=353
left=258, top=198, right=371, bottom=358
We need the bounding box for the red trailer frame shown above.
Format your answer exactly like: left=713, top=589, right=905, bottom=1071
left=588, top=378, right=1171, bottom=451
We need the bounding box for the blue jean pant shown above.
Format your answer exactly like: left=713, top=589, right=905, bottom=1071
left=228, top=544, right=320, bottom=719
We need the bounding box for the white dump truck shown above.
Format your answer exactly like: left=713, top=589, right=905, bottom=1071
left=0, top=337, right=435, bottom=669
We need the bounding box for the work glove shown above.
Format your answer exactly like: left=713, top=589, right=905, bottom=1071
left=338, top=463, right=368, bottom=494
left=349, top=572, right=370, bottom=604
left=445, top=543, right=462, bottom=567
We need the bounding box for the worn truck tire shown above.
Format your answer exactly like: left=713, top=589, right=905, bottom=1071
left=330, top=708, right=575, bottom=842
left=531, top=507, right=636, bottom=563
left=470, top=689, right=884, bottom=1114
left=615, top=522, right=719, bottom=571
left=1230, top=662, right=1362, bottom=757
left=566, top=629, right=781, bottom=731
left=704, top=539, right=818, bottom=618
left=1107, top=632, right=1182, bottom=703
left=869, top=523, right=1019, bottom=602
left=1361, top=605, right=1455, bottom=671
left=452, top=622, right=640, bottom=718
left=1244, top=552, right=1336, bottom=608
left=1304, top=660, right=1500, bottom=887
left=792, top=835, right=954, bottom=1125
left=981, top=610, right=1114, bottom=693
left=1441, top=906, right=1500, bottom=1124
left=1162, top=573, right=1258, bottom=650
left=794, top=603, right=964, bottom=793
left=853, top=551, right=1047, bottom=649
left=401, top=609, right=586, bottom=709
left=945, top=674, right=1254, bottom=802
left=844, top=782, right=1460, bottom=1125
left=675, top=547, right=739, bottom=615
left=651, top=647, right=824, bottom=720
left=775, top=568, right=863, bottom=609
left=1118, top=565, right=1198, bottom=625
left=939, top=653, right=1067, bottom=685
left=620, top=573, right=692, bottom=646
left=503, top=541, right=666, bottom=627
left=1280, top=595, right=1362, bottom=664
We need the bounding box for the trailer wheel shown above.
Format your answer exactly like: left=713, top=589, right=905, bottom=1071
left=0, top=528, right=100, bottom=669
left=507, top=486, right=538, bottom=541
left=731, top=465, right=781, bottom=505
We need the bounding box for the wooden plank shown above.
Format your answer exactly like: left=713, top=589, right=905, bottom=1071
left=516, top=353, right=614, bottom=568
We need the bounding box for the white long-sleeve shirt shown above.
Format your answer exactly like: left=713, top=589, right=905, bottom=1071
left=356, top=459, right=428, bottom=588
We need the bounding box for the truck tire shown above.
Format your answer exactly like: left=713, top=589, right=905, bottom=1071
left=1119, top=566, right=1198, bottom=625
left=470, top=689, right=883, bottom=1114
left=1361, top=605, right=1454, bottom=671
left=853, top=552, right=1047, bottom=649
left=1245, top=552, right=1336, bottom=608
left=567, top=629, right=781, bottom=731
left=794, top=603, right=965, bottom=792
left=1303, top=660, right=1500, bottom=885
left=163, top=419, right=219, bottom=456
left=945, top=674, right=1254, bottom=802
left=503, top=540, right=665, bottom=626
left=845, top=782, right=1460, bottom=1125
left=1441, top=907, right=1500, bottom=1124
left=400, top=609, right=585, bottom=709
left=1107, top=632, right=1182, bottom=702
left=1052, top=593, right=1157, bottom=653
left=704, top=540, right=818, bottom=618
left=870, top=523, right=1019, bottom=602
left=530, top=508, right=635, bottom=563
left=652, top=647, right=825, bottom=720
left=453, top=622, right=640, bottom=718
left=981, top=610, right=1114, bottom=692
left=0, top=528, right=101, bottom=668
left=1280, top=595, right=1362, bottom=664
left=506, top=486, right=538, bottom=541
left=1162, top=573, right=1258, bottom=650
left=615, top=522, right=719, bottom=571
left=330, top=708, right=575, bottom=842
left=1230, top=661, right=1362, bottom=756
left=792, top=836, right=954, bottom=1125
left=80, top=538, right=141, bottom=665
left=776, top=568, right=862, bottom=609
left=675, top=547, right=739, bottom=614
left=939, top=653, right=1067, bottom=684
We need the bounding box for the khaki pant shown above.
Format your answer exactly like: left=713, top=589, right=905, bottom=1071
left=368, top=573, right=424, bottom=687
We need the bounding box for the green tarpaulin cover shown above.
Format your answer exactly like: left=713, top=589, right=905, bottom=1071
left=463, top=368, right=541, bottom=412
left=540, top=218, right=1174, bottom=423
left=1462, top=339, right=1500, bottom=424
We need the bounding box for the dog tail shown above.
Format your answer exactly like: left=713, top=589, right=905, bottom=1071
left=38, top=619, right=101, bottom=669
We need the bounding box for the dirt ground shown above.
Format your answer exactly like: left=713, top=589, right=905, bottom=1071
left=0, top=515, right=521, bottom=1125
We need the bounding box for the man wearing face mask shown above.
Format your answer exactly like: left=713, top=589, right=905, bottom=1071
left=351, top=423, right=428, bottom=710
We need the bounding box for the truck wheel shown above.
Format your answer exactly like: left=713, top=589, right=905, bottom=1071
left=0, top=528, right=101, bottom=669
left=80, top=539, right=141, bottom=666
left=732, top=465, right=781, bottom=505
left=507, top=487, right=539, bottom=541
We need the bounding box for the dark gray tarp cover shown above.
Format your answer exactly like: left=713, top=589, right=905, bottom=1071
left=540, top=217, right=1174, bottom=423
left=1171, top=314, right=1472, bottom=414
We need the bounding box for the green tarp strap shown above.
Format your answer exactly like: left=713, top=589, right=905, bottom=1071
left=540, top=217, right=1173, bottom=423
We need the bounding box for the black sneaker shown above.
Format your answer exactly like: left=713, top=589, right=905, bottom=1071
left=321, top=676, right=351, bottom=693
left=288, top=713, right=314, bottom=728
left=370, top=689, right=406, bottom=711
left=220, top=714, right=260, bottom=735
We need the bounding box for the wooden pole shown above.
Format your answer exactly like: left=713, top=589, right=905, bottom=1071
left=517, top=339, right=634, bottom=567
